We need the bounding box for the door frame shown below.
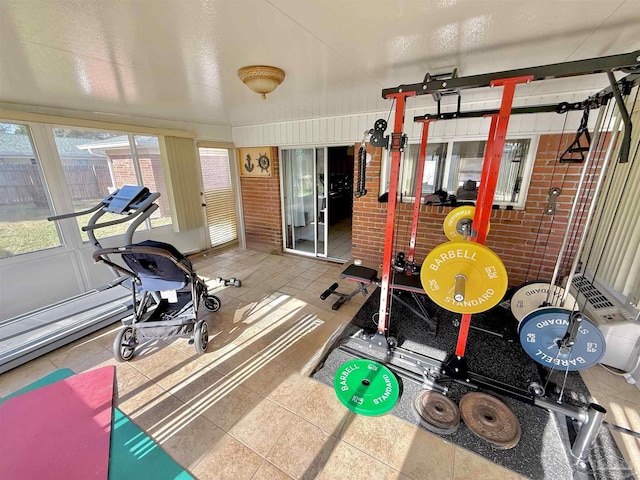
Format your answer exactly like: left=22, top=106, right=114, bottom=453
left=279, top=143, right=354, bottom=260
left=279, top=146, right=328, bottom=259
left=196, top=141, right=246, bottom=250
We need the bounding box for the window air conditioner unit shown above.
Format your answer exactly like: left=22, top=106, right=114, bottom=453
left=569, top=274, right=640, bottom=386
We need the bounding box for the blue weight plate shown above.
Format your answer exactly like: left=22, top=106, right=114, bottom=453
left=519, top=307, right=606, bottom=371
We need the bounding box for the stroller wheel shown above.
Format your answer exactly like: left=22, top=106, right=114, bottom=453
left=194, top=320, right=209, bottom=354
left=114, top=326, right=136, bottom=362
left=204, top=295, right=221, bottom=312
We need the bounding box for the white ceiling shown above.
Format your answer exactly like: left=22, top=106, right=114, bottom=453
left=1, top=0, right=639, bottom=129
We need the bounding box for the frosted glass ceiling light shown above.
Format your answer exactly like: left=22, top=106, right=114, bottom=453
left=237, top=65, right=285, bottom=99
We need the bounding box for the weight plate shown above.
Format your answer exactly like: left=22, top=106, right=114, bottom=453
left=510, top=282, right=579, bottom=324
left=413, top=391, right=460, bottom=435
left=460, top=392, right=521, bottom=449
left=334, top=359, right=400, bottom=416
left=519, top=307, right=606, bottom=371
left=420, top=241, right=508, bottom=314
left=443, top=206, right=490, bottom=241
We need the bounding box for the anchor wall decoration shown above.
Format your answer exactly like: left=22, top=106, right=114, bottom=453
left=244, top=154, right=255, bottom=172
left=237, top=147, right=273, bottom=177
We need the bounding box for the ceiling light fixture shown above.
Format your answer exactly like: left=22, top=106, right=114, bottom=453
left=237, top=65, right=285, bottom=100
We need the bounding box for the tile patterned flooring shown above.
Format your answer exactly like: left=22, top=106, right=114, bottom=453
left=1, top=248, right=639, bottom=479
left=327, top=217, right=352, bottom=260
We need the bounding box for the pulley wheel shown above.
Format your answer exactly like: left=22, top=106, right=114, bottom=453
left=374, top=118, right=388, bottom=132
left=519, top=307, right=606, bottom=371
left=413, top=391, right=460, bottom=435
left=510, top=281, right=578, bottom=324
left=421, top=241, right=508, bottom=314
left=443, top=206, right=490, bottom=241
left=334, top=359, right=400, bottom=416
left=459, top=392, right=521, bottom=449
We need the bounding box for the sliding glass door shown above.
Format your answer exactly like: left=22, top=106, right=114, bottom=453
left=281, top=148, right=327, bottom=257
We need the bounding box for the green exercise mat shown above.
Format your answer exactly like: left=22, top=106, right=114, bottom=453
left=1, top=369, right=193, bottom=480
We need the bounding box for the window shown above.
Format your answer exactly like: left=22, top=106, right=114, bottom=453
left=0, top=122, right=62, bottom=258
left=198, top=147, right=238, bottom=248
left=396, top=143, right=448, bottom=199
left=52, top=129, right=171, bottom=241
left=381, top=137, right=534, bottom=208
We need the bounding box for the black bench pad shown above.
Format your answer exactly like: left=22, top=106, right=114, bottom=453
left=340, top=264, right=378, bottom=283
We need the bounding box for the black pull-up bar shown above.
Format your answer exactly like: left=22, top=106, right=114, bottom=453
left=383, top=50, right=640, bottom=98
left=414, top=102, right=591, bottom=122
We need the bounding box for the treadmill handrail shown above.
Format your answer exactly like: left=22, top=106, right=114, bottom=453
left=47, top=202, right=103, bottom=221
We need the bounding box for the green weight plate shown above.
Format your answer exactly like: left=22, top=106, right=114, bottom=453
left=334, top=359, right=400, bottom=416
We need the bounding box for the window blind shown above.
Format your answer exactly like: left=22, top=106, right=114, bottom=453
left=198, top=148, right=237, bottom=247
left=583, top=87, right=640, bottom=304
left=159, top=136, right=204, bottom=232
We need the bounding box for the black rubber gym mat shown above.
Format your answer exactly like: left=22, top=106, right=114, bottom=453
left=312, top=290, right=635, bottom=480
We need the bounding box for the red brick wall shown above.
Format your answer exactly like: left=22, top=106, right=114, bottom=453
left=239, top=147, right=283, bottom=253
left=352, top=133, right=609, bottom=287
left=200, top=151, right=232, bottom=189
left=110, top=154, right=170, bottom=217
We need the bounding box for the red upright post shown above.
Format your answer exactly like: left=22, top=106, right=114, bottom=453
left=454, top=76, right=532, bottom=358
left=407, top=119, right=434, bottom=264
left=377, top=92, right=415, bottom=336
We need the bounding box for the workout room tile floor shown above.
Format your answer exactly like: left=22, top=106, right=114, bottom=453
left=1, top=247, right=639, bottom=479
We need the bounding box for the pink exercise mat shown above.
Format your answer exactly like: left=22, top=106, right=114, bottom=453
left=0, top=365, right=115, bottom=480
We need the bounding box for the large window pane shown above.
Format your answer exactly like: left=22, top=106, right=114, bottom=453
left=447, top=141, right=484, bottom=194
left=0, top=122, right=62, bottom=258
left=495, top=139, right=530, bottom=203
left=446, top=139, right=530, bottom=204
left=404, top=142, right=448, bottom=197
left=52, top=129, right=170, bottom=241
left=381, top=143, right=448, bottom=199
left=380, top=138, right=532, bottom=207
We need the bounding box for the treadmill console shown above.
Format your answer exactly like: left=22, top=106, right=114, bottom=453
left=105, top=186, right=150, bottom=214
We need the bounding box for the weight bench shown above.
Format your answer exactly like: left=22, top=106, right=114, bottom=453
left=320, top=264, right=379, bottom=311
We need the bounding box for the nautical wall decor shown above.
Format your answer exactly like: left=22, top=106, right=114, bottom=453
left=238, top=147, right=273, bottom=177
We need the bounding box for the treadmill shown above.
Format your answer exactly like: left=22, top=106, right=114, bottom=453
left=0, top=186, right=161, bottom=374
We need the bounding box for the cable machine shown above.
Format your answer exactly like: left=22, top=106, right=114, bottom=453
left=326, top=49, right=640, bottom=479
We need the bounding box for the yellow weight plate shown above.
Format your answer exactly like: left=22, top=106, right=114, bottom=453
left=420, top=241, right=508, bottom=314
left=443, top=206, right=490, bottom=241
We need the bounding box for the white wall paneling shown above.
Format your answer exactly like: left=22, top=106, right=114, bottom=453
left=232, top=90, right=603, bottom=147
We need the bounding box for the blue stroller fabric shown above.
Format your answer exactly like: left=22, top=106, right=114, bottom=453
left=122, top=240, right=191, bottom=291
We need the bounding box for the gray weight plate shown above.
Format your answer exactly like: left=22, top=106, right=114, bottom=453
left=510, top=281, right=578, bottom=324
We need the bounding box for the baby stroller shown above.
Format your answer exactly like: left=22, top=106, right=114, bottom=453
left=92, top=240, right=221, bottom=361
